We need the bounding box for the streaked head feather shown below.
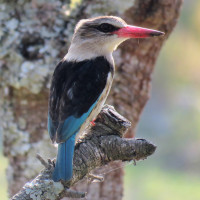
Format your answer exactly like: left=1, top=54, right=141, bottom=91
left=65, top=16, right=128, bottom=62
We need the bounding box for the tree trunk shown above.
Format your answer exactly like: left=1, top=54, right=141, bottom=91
left=0, top=0, right=182, bottom=199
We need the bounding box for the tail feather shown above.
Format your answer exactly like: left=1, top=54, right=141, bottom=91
left=52, top=134, right=76, bottom=182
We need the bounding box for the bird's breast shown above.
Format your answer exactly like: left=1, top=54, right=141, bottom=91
left=76, top=72, right=113, bottom=140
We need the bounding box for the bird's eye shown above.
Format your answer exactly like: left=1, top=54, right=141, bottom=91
left=97, top=23, right=118, bottom=33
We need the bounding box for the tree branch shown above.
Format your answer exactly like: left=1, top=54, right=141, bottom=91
left=11, top=105, right=156, bottom=200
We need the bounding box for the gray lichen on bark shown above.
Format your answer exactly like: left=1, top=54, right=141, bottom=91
left=0, top=0, right=74, bottom=195
left=11, top=105, right=156, bottom=200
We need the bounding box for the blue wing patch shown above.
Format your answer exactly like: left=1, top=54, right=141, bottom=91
left=48, top=98, right=98, bottom=143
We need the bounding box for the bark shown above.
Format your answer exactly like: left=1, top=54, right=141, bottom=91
left=11, top=105, right=156, bottom=200
left=0, top=0, right=182, bottom=199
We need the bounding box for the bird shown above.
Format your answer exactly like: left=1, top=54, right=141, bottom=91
left=48, top=16, right=164, bottom=182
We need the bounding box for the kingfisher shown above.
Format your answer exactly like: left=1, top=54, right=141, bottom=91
left=48, top=16, right=164, bottom=182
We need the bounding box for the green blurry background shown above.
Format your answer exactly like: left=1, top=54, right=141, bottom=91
left=124, top=1, right=200, bottom=199
left=1, top=1, right=200, bottom=199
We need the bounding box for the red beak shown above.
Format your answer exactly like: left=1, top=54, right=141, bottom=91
left=114, top=25, right=165, bottom=38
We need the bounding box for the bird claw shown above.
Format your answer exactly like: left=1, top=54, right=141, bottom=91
left=90, top=119, right=96, bottom=126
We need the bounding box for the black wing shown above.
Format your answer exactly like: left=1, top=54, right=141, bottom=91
left=48, top=56, right=113, bottom=142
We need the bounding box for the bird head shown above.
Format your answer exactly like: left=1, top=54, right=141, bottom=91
left=66, top=16, right=164, bottom=61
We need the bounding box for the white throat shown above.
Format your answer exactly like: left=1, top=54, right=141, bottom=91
left=64, top=36, right=126, bottom=65
left=64, top=43, right=114, bottom=65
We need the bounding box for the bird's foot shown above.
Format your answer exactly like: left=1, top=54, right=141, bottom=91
left=90, top=119, right=96, bottom=126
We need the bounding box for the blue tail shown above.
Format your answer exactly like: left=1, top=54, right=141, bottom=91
left=52, top=134, right=76, bottom=182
